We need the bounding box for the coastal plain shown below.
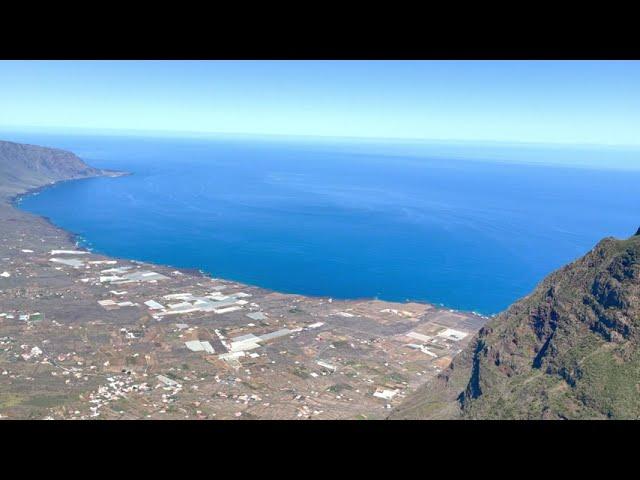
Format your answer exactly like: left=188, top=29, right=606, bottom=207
left=0, top=140, right=487, bottom=420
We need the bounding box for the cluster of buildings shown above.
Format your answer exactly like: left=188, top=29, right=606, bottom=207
left=1, top=238, right=488, bottom=420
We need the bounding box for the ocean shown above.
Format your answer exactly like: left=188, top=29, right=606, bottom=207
left=11, top=131, right=640, bottom=314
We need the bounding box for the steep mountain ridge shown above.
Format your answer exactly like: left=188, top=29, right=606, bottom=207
left=392, top=230, right=640, bottom=419
left=0, top=139, right=120, bottom=199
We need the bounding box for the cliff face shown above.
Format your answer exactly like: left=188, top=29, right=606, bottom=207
left=392, top=230, right=640, bottom=419
left=0, top=139, right=113, bottom=199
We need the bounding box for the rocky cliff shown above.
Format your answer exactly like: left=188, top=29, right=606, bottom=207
left=392, top=229, right=640, bottom=419
left=0, top=139, right=120, bottom=199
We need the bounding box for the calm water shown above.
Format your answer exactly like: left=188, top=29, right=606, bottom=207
left=13, top=132, right=640, bottom=314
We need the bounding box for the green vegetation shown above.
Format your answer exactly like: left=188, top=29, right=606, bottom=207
left=392, top=232, right=640, bottom=420
left=24, top=395, right=69, bottom=408
left=327, top=383, right=353, bottom=393
left=292, top=366, right=310, bottom=379
left=0, top=393, right=24, bottom=409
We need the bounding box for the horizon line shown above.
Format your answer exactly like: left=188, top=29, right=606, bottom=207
left=2, top=123, right=640, bottom=150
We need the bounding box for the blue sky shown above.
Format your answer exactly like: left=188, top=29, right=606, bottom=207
left=0, top=60, right=639, bottom=146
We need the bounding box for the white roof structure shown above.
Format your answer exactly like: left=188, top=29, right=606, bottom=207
left=164, top=293, right=195, bottom=300
left=157, top=375, right=181, bottom=388
left=152, top=294, right=247, bottom=317
left=232, top=292, right=252, bottom=298
left=406, top=344, right=438, bottom=357
left=185, top=340, right=215, bottom=354
left=233, top=334, right=261, bottom=343
left=99, top=269, right=169, bottom=284
left=373, top=389, right=398, bottom=400
left=317, top=361, right=337, bottom=372
left=144, top=300, right=165, bottom=310
left=436, top=328, right=468, bottom=341
left=200, top=341, right=215, bottom=354
left=214, top=306, right=242, bottom=314
left=50, top=257, right=84, bottom=268
left=118, top=271, right=169, bottom=283
left=185, top=340, right=204, bottom=352
left=229, top=334, right=261, bottom=352
left=259, top=329, right=292, bottom=342
left=101, top=266, right=132, bottom=274
left=218, top=351, right=245, bottom=369
left=406, top=331, right=432, bottom=343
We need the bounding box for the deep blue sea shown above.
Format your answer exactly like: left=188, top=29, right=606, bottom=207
left=10, top=131, right=640, bottom=314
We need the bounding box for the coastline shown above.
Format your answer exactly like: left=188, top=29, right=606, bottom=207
left=6, top=172, right=219, bottom=282
left=7, top=170, right=131, bottom=260
left=0, top=156, right=489, bottom=419
left=9, top=171, right=489, bottom=319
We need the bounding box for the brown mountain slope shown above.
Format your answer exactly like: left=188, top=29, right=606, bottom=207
left=0, top=139, right=120, bottom=199
left=391, top=229, right=640, bottom=419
